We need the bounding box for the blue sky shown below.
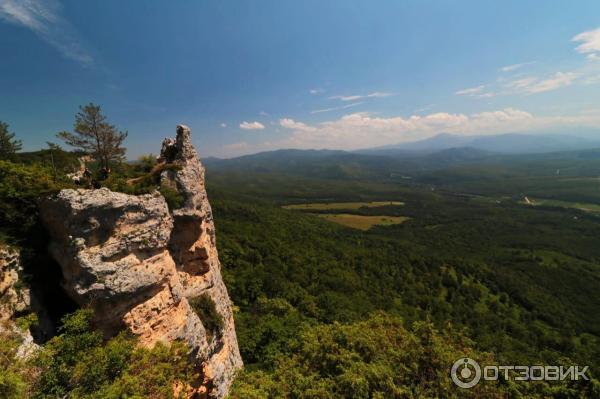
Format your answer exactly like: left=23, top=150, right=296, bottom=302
left=1, top=0, right=600, bottom=158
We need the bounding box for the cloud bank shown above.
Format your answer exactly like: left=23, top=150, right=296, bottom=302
left=271, top=108, right=600, bottom=151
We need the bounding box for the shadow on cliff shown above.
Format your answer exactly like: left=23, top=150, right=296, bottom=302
left=19, top=226, right=78, bottom=343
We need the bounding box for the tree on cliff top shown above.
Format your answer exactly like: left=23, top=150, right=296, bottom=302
left=57, top=103, right=128, bottom=169
left=0, top=121, right=22, bottom=160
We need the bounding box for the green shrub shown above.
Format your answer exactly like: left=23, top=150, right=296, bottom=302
left=160, top=185, right=185, bottom=211
left=0, top=333, right=28, bottom=399
left=30, top=309, right=195, bottom=399
left=189, top=294, right=224, bottom=340
left=0, top=160, right=66, bottom=243
left=15, top=313, right=38, bottom=332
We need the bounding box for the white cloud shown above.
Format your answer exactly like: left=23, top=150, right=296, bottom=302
left=587, top=53, right=600, bottom=62
left=504, top=77, right=537, bottom=90
left=239, top=121, right=265, bottom=130
left=310, top=101, right=364, bottom=114
left=523, top=72, right=577, bottom=94
left=329, top=92, right=394, bottom=101
left=0, top=0, right=93, bottom=66
left=455, top=85, right=496, bottom=98
left=329, top=94, right=363, bottom=101
left=309, top=88, right=324, bottom=95
left=259, top=111, right=269, bottom=116
left=499, top=61, right=535, bottom=73
left=366, top=92, right=394, bottom=98
left=572, top=27, right=600, bottom=54
left=220, top=123, right=227, bottom=128
left=219, top=107, right=600, bottom=156
left=455, top=85, right=485, bottom=95
left=279, top=118, right=316, bottom=132
left=278, top=108, right=531, bottom=149
left=472, top=73, right=577, bottom=97
left=458, top=30, right=600, bottom=99
left=274, top=108, right=600, bottom=151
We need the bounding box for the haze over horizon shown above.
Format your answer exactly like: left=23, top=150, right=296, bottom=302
left=2, top=0, right=600, bottom=158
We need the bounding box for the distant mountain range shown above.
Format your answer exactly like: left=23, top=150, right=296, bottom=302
left=203, top=132, right=600, bottom=181
left=358, top=133, right=600, bottom=155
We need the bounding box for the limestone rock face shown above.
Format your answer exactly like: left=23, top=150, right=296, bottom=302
left=40, top=125, right=242, bottom=398
left=0, top=246, right=29, bottom=323
left=0, top=245, right=38, bottom=357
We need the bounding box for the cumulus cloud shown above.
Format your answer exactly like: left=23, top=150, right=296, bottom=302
left=572, top=27, right=600, bottom=54
left=277, top=108, right=530, bottom=149
left=219, top=107, right=600, bottom=156
left=220, top=123, right=227, bottom=128
left=239, top=121, right=265, bottom=130
left=0, top=0, right=93, bottom=66
left=273, top=108, right=600, bottom=151
left=279, top=118, right=316, bottom=132
left=309, top=88, right=324, bottom=95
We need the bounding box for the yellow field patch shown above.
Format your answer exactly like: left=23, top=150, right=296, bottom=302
left=314, top=213, right=410, bottom=230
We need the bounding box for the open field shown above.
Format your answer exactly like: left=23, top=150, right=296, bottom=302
left=283, top=201, right=404, bottom=211
left=313, top=213, right=410, bottom=230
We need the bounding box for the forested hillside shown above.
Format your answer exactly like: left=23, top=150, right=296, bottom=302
left=206, top=171, right=600, bottom=397
left=2, top=145, right=600, bottom=397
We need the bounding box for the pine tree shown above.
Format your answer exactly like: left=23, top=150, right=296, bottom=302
left=0, top=121, right=22, bottom=160
left=58, top=103, right=128, bottom=169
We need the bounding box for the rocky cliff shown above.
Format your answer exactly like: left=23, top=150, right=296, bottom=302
left=0, top=247, right=28, bottom=324
left=40, top=125, right=242, bottom=398
left=0, top=245, right=38, bottom=357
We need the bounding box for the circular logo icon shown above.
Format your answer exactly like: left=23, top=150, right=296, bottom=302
left=451, top=358, right=481, bottom=389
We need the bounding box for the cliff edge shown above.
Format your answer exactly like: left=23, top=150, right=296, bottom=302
left=40, top=125, right=242, bottom=398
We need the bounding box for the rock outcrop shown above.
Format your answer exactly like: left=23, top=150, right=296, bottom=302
left=40, top=125, right=242, bottom=398
left=0, top=246, right=29, bottom=323
left=0, top=245, right=38, bottom=357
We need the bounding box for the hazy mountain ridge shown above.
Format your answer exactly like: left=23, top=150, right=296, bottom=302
left=204, top=138, right=600, bottom=182
left=360, top=132, right=600, bottom=155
